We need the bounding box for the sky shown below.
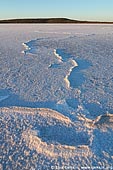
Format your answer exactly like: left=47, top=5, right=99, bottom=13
left=0, top=0, right=113, bottom=21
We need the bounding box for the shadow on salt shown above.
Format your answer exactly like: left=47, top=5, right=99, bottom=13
left=68, top=59, right=91, bottom=88
left=54, top=49, right=92, bottom=88
left=0, top=89, right=79, bottom=120
left=84, top=102, right=106, bottom=118
left=39, top=125, right=90, bottom=146
left=22, top=39, right=42, bottom=55
left=0, top=89, right=56, bottom=109
left=0, top=89, right=10, bottom=102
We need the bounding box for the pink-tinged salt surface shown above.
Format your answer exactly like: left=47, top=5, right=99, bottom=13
left=0, top=24, right=113, bottom=169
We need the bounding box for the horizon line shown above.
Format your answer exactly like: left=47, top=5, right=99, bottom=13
left=0, top=17, right=113, bottom=24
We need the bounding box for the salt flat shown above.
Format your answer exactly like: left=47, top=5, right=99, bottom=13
left=0, top=24, right=113, bottom=169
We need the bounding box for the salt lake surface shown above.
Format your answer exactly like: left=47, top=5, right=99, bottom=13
left=0, top=24, right=113, bottom=169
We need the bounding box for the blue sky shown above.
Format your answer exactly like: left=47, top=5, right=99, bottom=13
left=0, top=0, right=113, bottom=21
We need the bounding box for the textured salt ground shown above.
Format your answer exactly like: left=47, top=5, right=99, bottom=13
left=21, top=34, right=113, bottom=117
left=1, top=107, right=113, bottom=169
left=0, top=24, right=113, bottom=169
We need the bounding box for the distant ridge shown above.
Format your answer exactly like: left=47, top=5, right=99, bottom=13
left=0, top=18, right=113, bottom=24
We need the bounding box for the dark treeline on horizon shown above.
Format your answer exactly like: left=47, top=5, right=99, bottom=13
left=0, top=18, right=113, bottom=24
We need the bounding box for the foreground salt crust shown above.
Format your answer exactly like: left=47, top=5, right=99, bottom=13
left=1, top=106, right=113, bottom=169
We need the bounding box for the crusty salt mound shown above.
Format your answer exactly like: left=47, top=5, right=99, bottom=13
left=1, top=107, right=113, bottom=169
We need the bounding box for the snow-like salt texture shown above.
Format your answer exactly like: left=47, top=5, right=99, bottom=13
left=0, top=24, right=113, bottom=169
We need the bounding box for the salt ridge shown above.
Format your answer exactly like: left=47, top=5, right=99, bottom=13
left=64, top=59, right=78, bottom=88
left=54, top=49, right=63, bottom=62
left=22, top=42, right=31, bottom=54
left=54, top=49, right=78, bottom=88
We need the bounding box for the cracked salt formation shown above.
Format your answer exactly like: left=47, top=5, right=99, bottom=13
left=0, top=24, right=113, bottom=169
left=21, top=42, right=31, bottom=54
left=64, top=59, right=78, bottom=88
left=1, top=107, right=113, bottom=168
left=52, top=49, right=79, bottom=88
left=53, top=49, right=63, bottom=63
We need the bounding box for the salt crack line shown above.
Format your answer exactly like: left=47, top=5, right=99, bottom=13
left=64, top=59, right=78, bottom=89
left=54, top=49, right=63, bottom=63
left=53, top=49, right=78, bottom=89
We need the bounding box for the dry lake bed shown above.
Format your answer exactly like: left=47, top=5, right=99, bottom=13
left=0, top=24, right=113, bottom=169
